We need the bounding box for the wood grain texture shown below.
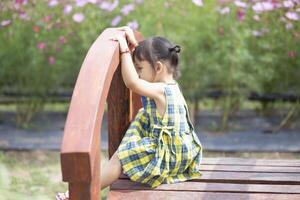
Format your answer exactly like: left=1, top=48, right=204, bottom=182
left=109, top=157, right=300, bottom=199
left=108, top=190, right=300, bottom=200
left=107, top=30, right=144, bottom=159
left=111, top=179, right=300, bottom=193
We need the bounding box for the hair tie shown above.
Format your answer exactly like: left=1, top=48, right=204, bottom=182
left=169, top=45, right=181, bottom=53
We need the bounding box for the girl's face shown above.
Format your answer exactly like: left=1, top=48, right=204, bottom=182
left=134, top=59, right=156, bottom=82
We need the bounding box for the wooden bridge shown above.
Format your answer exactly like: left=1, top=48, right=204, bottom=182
left=60, top=28, right=300, bottom=200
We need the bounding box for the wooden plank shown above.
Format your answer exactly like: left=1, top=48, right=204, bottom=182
left=107, top=30, right=144, bottom=159
left=108, top=190, right=300, bottom=200
left=199, top=164, right=300, bottom=173
left=61, top=28, right=122, bottom=183
left=107, top=63, right=131, bottom=159
left=119, top=171, right=300, bottom=184
left=202, top=157, right=300, bottom=167
left=60, top=28, right=125, bottom=200
left=111, top=179, right=300, bottom=194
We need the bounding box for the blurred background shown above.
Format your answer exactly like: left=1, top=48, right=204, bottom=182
left=0, top=0, right=299, bottom=199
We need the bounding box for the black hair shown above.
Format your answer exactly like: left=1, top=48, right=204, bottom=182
left=132, top=36, right=182, bottom=79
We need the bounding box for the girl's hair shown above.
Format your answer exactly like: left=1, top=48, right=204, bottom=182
left=132, top=36, right=182, bottom=79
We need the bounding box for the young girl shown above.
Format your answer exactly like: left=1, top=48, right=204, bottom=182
left=56, top=26, right=203, bottom=199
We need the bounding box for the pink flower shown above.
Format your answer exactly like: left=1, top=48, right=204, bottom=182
left=252, top=2, right=274, bottom=13
left=234, top=0, right=247, bottom=8
left=72, top=13, right=85, bottom=23
left=217, top=7, right=230, bottom=15
left=87, top=0, right=97, bottom=4
left=75, top=0, right=87, bottom=7
left=237, top=9, right=246, bottom=22
left=59, top=36, right=66, bottom=44
left=121, top=4, right=135, bottom=16
left=15, top=0, right=26, bottom=4
left=15, top=0, right=27, bottom=8
left=288, top=51, right=296, bottom=58
left=127, top=20, right=139, bottom=30
left=43, top=15, right=52, bottom=23
left=99, top=0, right=119, bottom=12
left=64, top=5, right=73, bottom=15
left=1, top=19, right=12, bottom=27
left=283, top=0, right=294, bottom=8
left=286, top=11, right=299, bottom=21
left=37, top=42, right=46, bottom=50
left=111, top=15, right=122, bottom=26
left=48, top=56, right=55, bottom=65
left=193, top=0, right=203, bottom=7
left=19, top=11, right=30, bottom=21
left=14, top=0, right=28, bottom=10
left=48, top=0, right=58, bottom=7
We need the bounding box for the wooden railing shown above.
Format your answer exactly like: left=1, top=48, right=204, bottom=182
left=60, top=28, right=143, bottom=200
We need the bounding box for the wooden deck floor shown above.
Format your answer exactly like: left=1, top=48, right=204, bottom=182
left=108, top=157, right=300, bottom=200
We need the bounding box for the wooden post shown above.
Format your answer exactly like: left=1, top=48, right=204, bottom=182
left=60, top=28, right=143, bottom=199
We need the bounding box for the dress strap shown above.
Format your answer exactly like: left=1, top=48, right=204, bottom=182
left=141, top=95, right=147, bottom=109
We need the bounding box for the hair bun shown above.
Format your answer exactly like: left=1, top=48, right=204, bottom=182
left=169, top=45, right=181, bottom=53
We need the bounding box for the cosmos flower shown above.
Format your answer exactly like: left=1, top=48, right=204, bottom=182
left=73, top=13, right=85, bottom=23
left=48, top=0, right=58, bottom=7
left=217, top=7, right=230, bottom=15
left=252, top=2, right=274, bottom=13
left=1, top=19, right=12, bottom=27
left=285, top=11, right=299, bottom=21
left=48, top=56, right=56, bottom=65
left=288, top=51, right=296, bottom=58
left=75, top=0, right=87, bottom=7
left=111, top=15, right=122, bottom=26
left=99, top=0, right=119, bottom=12
left=237, top=9, right=246, bottom=22
left=37, top=42, right=46, bottom=50
left=234, top=0, right=247, bottom=8
left=193, top=0, right=203, bottom=7
left=59, top=36, right=66, bottom=44
left=283, top=0, right=294, bottom=8
left=64, top=5, right=73, bottom=15
left=121, top=4, right=135, bottom=16
left=127, top=20, right=139, bottom=30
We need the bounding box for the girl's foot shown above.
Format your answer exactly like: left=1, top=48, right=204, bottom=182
left=55, top=190, right=69, bottom=200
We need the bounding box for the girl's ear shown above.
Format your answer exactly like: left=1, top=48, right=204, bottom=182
left=155, top=61, right=164, bottom=74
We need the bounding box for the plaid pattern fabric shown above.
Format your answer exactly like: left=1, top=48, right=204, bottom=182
left=117, top=81, right=203, bottom=188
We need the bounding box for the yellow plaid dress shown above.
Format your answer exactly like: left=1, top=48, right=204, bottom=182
left=116, top=81, right=203, bottom=188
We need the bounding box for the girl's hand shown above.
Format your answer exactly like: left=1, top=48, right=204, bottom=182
left=109, top=35, right=130, bottom=53
left=113, top=26, right=138, bottom=52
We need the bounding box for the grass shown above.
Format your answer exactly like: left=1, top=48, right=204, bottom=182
left=0, top=150, right=299, bottom=200
left=0, top=150, right=110, bottom=200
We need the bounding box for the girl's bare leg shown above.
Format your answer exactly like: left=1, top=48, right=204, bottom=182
left=100, top=151, right=123, bottom=189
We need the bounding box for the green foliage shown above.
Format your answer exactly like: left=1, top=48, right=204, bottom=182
left=0, top=0, right=299, bottom=129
